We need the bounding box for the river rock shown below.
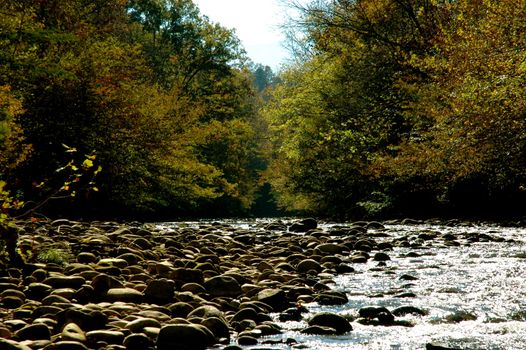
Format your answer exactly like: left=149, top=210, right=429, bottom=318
left=0, top=338, right=33, bottom=350
left=156, top=324, right=216, bottom=350
left=301, top=325, right=338, bottom=335
left=308, top=312, right=352, bottom=334
left=61, top=323, right=86, bottom=342
left=48, top=341, right=89, bottom=350
left=144, top=278, right=174, bottom=303
left=201, top=316, right=230, bottom=340
left=105, top=287, right=143, bottom=303
left=15, top=323, right=51, bottom=340
left=204, top=275, right=241, bottom=297
left=85, top=330, right=125, bottom=345
left=43, top=275, right=85, bottom=289
left=296, top=259, right=322, bottom=274
left=123, top=333, right=151, bottom=350
left=125, top=318, right=161, bottom=333
left=171, top=268, right=204, bottom=286
left=256, top=288, right=289, bottom=312
left=289, top=218, right=317, bottom=232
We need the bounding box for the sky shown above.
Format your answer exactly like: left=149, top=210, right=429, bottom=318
left=192, top=0, right=293, bottom=70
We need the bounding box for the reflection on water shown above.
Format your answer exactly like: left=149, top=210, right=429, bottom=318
left=276, top=223, right=526, bottom=350
left=162, top=220, right=526, bottom=349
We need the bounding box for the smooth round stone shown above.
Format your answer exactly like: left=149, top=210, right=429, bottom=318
left=125, top=318, right=161, bottom=333
left=237, top=335, right=258, bottom=346
left=308, top=312, right=352, bottom=335
left=15, top=323, right=51, bottom=340
left=296, top=259, right=322, bottom=273
left=61, top=323, right=86, bottom=342
left=43, top=275, right=86, bottom=289
left=123, top=333, right=151, bottom=350
left=200, top=317, right=230, bottom=340
left=105, top=288, right=143, bottom=303
left=204, top=275, right=242, bottom=298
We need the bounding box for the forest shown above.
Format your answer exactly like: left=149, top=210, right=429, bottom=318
left=1, top=0, right=526, bottom=221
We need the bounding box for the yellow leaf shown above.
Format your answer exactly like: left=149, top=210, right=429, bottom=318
left=82, top=159, right=94, bottom=169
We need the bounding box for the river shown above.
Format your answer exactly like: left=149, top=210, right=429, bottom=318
left=161, top=219, right=526, bottom=350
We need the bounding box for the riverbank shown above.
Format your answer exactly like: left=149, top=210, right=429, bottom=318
left=1, top=218, right=525, bottom=349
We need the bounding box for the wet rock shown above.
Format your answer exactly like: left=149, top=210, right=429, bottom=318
left=301, top=325, right=338, bottom=335
left=392, top=306, right=427, bottom=316
left=308, top=312, right=352, bottom=335
left=279, top=306, right=307, bottom=322
left=359, top=306, right=391, bottom=319
left=315, top=291, right=348, bottom=305
left=289, top=218, right=317, bottom=233
left=399, top=274, right=418, bottom=281
left=444, top=310, right=477, bottom=323
left=373, top=252, right=391, bottom=261
left=156, top=324, right=216, bottom=350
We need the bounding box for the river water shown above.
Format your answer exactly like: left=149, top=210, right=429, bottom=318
left=162, top=220, right=526, bottom=350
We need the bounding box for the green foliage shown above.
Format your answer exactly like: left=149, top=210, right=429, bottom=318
left=36, top=246, right=73, bottom=266
left=0, top=0, right=264, bottom=217
left=265, top=0, right=526, bottom=218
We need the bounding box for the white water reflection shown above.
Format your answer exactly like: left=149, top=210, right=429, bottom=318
left=160, top=220, right=526, bottom=349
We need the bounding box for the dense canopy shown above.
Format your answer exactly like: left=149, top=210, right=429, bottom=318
left=1, top=0, right=525, bottom=220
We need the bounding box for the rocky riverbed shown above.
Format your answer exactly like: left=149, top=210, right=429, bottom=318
left=0, top=218, right=525, bottom=350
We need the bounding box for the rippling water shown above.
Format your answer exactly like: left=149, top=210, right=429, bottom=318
left=163, top=220, right=526, bottom=350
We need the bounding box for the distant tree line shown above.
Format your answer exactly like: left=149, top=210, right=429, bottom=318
left=263, top=0, right=526, bottom=219
left=0, top=0, right=276, bottom=218
left=2, top=0, right=525, bottom=220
